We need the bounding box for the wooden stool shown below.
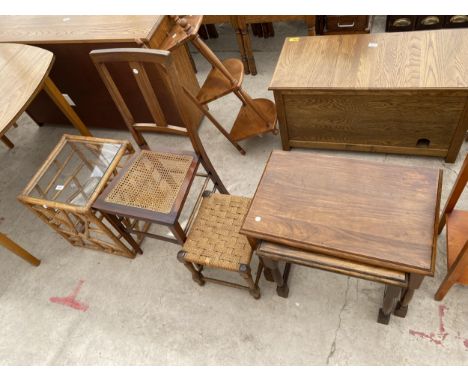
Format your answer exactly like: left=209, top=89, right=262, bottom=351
left=435, top=153, right=468, bottom=300
left=160, top=16, right=278, bottom=155
left=178, top=192, right=262, bottom=299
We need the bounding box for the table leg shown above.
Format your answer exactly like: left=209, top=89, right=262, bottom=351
left=0, top=233, right=41, bottom=266
left=377, top=285, right=402, bottom=325
left=394, top=273, right=424, bottom=317
left=42, top=77, right=92, bottom=137
left=262, top=257, right=290, bottom=298
left=1, top=135, right=14, bottom=149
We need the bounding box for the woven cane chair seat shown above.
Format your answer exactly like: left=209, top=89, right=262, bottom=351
left=182, top=194, right=253, bottom=271
left=105, top=150, right=193, bottom=214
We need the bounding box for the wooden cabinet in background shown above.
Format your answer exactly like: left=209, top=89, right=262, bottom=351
left=269, top=29, right=468, bottom=163
left=387, top=15, right=468, bottom=32
left=0, top=16, right=202, bottom=131
left=316, top=16, right=370, bottom=35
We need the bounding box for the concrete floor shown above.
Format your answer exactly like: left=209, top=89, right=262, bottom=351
left=1, top=18, right=468, bottom=365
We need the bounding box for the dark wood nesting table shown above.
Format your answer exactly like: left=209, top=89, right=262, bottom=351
left=240, top=151, right=442, bottom=324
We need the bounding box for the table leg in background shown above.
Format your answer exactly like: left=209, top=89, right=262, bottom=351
left=43, top=77, right=92, bottom=137
left=0, top=233, right=41, bottom=266
left=377, top=284, right=402, bottom=325
left=1, top=135, right=14, bottom=149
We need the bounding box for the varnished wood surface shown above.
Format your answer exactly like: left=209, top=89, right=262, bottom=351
left=0, top=43, right=53, bottom=134
left=241, top=151, right=441, bottom=274
left=0, top=16, right=163, bottom=44
left=445, top=210, right=468, bottom=284
left=270, top=29, right=468, bottom=90
left=258, top=241, right=407, bottom=287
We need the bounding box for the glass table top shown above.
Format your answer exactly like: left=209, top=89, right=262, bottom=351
left=27, top=139, right=122, bottom=207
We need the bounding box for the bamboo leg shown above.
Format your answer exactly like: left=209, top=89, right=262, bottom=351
left=1, top=135, right=14, bottom=149
left=42, top=77, right=92, bottom=137
left=0, top=233, right=40, bottom=266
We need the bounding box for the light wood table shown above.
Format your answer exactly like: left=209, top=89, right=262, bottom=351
left=0, top=43, right=91, bottom=148
left=0, top=233, right=40, bottom=266
left=241, top=151, right=442, bottom=324
left=0, top=16, right=202, bottom=132
left=270, top=29, right=468, bottom=163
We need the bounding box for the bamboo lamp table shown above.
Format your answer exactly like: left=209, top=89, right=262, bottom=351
left=17, top=135, right=140, bottom=259
left=0, top=43, right=91, bottom=149
left=270, top=29, right=468, bottom=163
left=240, top=151, right=442, bottom=324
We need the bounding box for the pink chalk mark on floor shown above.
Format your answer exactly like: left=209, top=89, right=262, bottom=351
left=409, top=305, right=448, bottom=347
left=49, top=279, right=89, bottom=312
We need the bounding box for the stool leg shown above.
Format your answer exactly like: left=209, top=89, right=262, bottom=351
left=177, top=251, right=205, bottom=286
left=239, top=264, right=260, bottom=299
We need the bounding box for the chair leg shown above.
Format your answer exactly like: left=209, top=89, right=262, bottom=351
left=239, top=264, right=260, bottom=299
left=434, top=275, right=457, bottom=301
left=178, top=251, right=205, bottom=286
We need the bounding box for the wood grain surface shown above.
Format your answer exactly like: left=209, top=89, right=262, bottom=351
left=241, top=151, right=441, bottom=274
left=257, top=241, right=407, bottom=286
left=0, top=43, right=53, bottom=134
left=270, top=29, right=468, bottom=90
left=0, top=16, right=163, bottom=44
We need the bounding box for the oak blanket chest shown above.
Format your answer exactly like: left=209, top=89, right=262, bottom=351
left=269, top=30, right=468, bottom=162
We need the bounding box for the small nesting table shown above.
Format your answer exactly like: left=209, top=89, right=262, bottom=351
left=17, top=135, right=138, bottom=258
left=240, top=151, right=442, bottom=324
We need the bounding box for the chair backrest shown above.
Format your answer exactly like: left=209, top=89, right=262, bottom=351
left=439, top=152, right=468, bottom=233
left=90, top=48, right=227, bottom=194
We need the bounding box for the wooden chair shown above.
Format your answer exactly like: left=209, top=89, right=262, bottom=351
left=159, top=15, right=278, bottom=155
left=435, top=153, right=468, bottom=300
left=0, top=232, right=40, bottom=266
left=90, top=47, right=228, bottom=242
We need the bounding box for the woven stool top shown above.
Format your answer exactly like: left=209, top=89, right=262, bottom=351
left=105, top=150, right=193, bottom=214
left=183, top=194, right=253, bottom=271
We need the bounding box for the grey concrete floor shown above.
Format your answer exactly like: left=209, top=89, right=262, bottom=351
left=1, top=19, right=468, bottom=365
